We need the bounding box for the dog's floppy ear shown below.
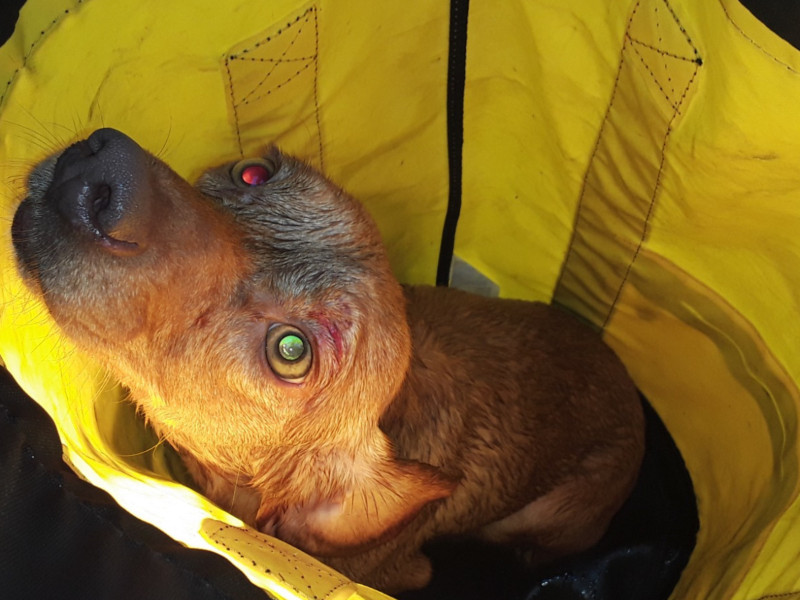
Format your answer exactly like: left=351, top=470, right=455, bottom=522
left=258, top=459, right=454, bottom=557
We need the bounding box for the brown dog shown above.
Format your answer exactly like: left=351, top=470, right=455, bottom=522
left=11, top=128, right=644, bottom=593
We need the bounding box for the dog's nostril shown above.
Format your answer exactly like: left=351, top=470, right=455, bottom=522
left=44, top=128, right=147, bottom=256
left=91, top=185, right=111, bottom=217
left=54, top=179, right=104, bottom=234
left=50, top=177, right=139, bottom=255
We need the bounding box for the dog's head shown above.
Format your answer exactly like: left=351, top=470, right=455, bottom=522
left=12, top=128, right=453, bottom=555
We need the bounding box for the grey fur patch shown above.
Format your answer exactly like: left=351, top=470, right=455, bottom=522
left=196, top=150, right=382, bottom=299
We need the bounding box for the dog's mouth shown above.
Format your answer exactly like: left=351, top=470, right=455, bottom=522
left=8, top=127, right=258, bottom=351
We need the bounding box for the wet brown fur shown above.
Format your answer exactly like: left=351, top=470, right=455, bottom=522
left=12, top=131, right=645, bottom=593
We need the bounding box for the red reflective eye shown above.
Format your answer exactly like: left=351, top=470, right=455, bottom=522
left=231, top=158, right=277, bottom=188
left=241, top=164, right=272, bottom=186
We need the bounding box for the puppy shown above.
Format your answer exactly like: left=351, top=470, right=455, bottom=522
left=11, top=128, right=645, bottom=593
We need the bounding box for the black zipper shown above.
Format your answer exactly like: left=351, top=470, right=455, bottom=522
left=436, top=0, right=470, bottom=286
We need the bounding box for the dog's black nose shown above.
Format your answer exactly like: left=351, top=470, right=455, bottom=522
left=48, top=128, right=148, bottom=253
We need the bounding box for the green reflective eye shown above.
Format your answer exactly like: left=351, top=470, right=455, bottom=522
left=278, top=334, right=305, bottom=361
left=265, top=324, right=312, bottom=381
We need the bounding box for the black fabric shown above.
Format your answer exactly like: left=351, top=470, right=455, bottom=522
left=0, top=0, right=22, bottom=47
left=436, top=0, right=470, bottom=286
left=740, top=0, right=800, bottom=51
left=398, top=399, right=699, bottom=600
left=0, top=367, right=271, bottom=600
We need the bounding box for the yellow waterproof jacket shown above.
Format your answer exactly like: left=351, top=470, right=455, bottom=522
left=1, top=1, right=800, bottom=598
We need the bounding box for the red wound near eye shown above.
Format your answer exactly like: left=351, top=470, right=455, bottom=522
left=309, top=312, right=345, bottom=366
left=240, top=164, right=272, bottom=186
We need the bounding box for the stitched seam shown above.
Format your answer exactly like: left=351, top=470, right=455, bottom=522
left=627, top=37, right=701, bottom=63
left=557, top=0, right=704, bottom=328
left=324, top=581, right=353, bottom=600
left=223, top=57, right=245, bottom=157
left=603, top=60, right=700, bottom=327
left=235, top=16, right=308, bottom=105
left=554, top=0, right=641, bottom=302
left=242, top=61, right=314, bottom=106
left=754, top=593, right=800, bottom=600
left=603, top=0, right=701, bottom=326
left=601, top=0, right=703, bottom=329
left=718, top=0, right=800, bottom=75
left=0, top=1, right=86, bottom=110
left=655, top=0, right=664, bottom=95
left=230, top=55, right=316, bottom=64
left=311, top=5, right=323, bottom=170
left=662, top=0, right=701, bottom=58
left=630, top=40, right=680, bottom=110
left=223, top=5, right=321, bottom=166
left=210, top=524, right=342, bottom=600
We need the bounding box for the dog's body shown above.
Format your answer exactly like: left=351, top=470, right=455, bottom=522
left=12, top=129, right=644, bottom=592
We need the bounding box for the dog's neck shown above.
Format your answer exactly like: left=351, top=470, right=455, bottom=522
left=378, top=288, right=468, bottom=471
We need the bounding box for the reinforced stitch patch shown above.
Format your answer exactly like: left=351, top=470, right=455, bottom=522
left=223, top=4, right=323, bottom=167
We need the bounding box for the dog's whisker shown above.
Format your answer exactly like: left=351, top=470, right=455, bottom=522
left=155, top=120, right=174, bottom=160
left=114, top=436, right=169, bottom=459
left=0, top=157, right=36, bottom=169
left=5, top=110, right=70, bottom=151
left=1, top=129, right=58, bottom=158
left=229, top=467, right=243, bottom=513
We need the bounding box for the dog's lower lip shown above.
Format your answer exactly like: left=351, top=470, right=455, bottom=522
left=98, top=233, right=141, bottom=255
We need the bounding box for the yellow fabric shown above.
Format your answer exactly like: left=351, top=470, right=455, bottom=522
left=2, top=0, right=800, bottom=598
